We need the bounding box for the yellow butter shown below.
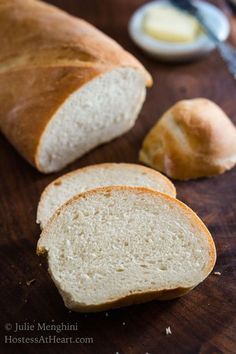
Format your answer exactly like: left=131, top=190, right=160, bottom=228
left=142, top=6, right=200, bottom=43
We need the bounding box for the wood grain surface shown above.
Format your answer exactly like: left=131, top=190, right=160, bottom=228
left=1, top=1, right=236, bottom=353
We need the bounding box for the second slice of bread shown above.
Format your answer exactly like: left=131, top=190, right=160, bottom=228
left=37, top=163, right=176, bottom=228
left=37, top=186, right=216, bottom=312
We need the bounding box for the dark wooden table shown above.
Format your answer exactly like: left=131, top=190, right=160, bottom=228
left=1, top=1, right=236, bottom=353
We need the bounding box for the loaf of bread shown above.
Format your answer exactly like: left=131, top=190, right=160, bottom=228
left=0, top=0, right=151, bottom=173
left=37, top=186, right=216, bottom=312
left=140, top=98, right=236, bottom=180
left=37, top=163, right=176, bottom=228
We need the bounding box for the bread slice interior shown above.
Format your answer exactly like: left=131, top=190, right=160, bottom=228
left=37, top=186, right=216, bottom=312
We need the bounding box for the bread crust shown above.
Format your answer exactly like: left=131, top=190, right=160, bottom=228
left=37, top=186, right=216, bottom=312
left=57, top=283, right=195, bottom=313
left=0, top=0, right=152, bottom=171
left=140, top=98, right=236, bottom=180
left=37, top=162, right=176, bottom=227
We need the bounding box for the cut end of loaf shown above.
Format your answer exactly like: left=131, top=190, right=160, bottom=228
left=36, top=68, right=146, bottom=173
left=37, top=186, right=216, bottom=312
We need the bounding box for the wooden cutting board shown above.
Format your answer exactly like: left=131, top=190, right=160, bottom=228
left=1, top=1, right=235, bottom=353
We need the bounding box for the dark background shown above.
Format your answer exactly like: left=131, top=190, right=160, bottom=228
left=0, top=1, right=236, bottom=353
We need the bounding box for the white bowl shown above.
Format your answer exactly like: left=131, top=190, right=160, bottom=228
left=128, top=0, right=230, bottom=61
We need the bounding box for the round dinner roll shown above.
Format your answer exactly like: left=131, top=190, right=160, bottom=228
left=139, top=98, right=236, bottom=180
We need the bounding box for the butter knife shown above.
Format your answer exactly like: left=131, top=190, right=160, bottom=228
left=170, top=0, right=236, bottom=79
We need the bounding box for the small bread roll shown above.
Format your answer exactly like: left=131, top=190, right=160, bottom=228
left=140, top=98, right=236, bottom=180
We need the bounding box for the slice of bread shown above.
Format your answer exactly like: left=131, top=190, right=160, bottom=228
left=37, top=186, right=216, bottom=312
left=37, top=163, right=176, bottom=229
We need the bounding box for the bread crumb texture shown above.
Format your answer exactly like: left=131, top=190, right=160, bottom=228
left=166, top=326, right=172, bottom=335
left=37, top=186, right=216, bottom=312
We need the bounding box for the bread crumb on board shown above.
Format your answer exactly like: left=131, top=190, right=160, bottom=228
left=166, top=326, right=172, bottom=335
left=26, top=279, right=36, bottom=286
left=213, top=271, right=221, bottom=276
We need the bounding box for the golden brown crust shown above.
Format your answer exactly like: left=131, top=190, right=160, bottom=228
left=0, top=0, right=152, bottom=170
left=63, top=286, right=194, bottom=313
left=0, top=65, right=103, bottom=167
left=0, top=0, right=152, bottom=82
left=140, top=98, right=236, bottom=180
left=37, top=185, right=216, bottom=312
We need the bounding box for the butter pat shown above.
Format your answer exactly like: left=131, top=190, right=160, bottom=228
left=143, top=6, right=200, bottom=43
